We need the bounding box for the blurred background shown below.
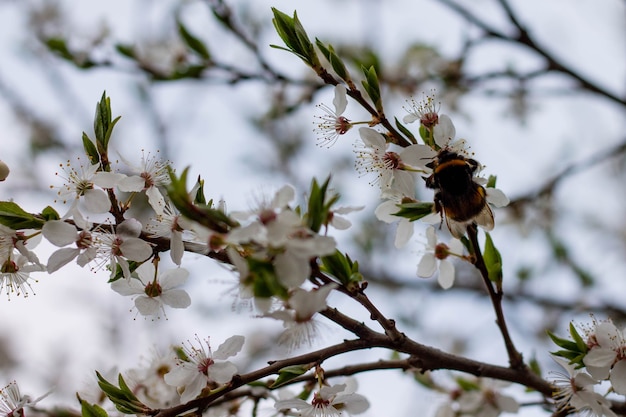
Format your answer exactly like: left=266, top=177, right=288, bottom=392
left=0, top=0, right=624, bottom=416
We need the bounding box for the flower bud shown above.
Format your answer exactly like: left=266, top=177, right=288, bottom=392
left=0, top=160, right=9, bottom=181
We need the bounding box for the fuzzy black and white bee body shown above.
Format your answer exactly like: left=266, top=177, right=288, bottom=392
left=425, top=149, right=494, bottom=238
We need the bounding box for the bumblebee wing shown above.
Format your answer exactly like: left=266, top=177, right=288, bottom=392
left=444, top=216, right=469, bottom=239
left=474, top=203, right=494, bottom=231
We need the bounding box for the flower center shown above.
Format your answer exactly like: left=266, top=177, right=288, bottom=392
left=434, top=243, right=450, bottom=260
left=144, top=281, right=162, bottom=298
left=76, top=230, right=93, bottom=249
left=259, top=209, right=277, bottom=225
left=140, top=172, right=154, bottom=189
left=197, top=358, right=215, bottom=375
left=1, top=259, right=18, bottom=273
left=312, top=392, right=331, bottom=409
left=335, top=116, right=352, bottom=135
left=421, top=112, right=439, bottom=128
left=383, top=152, right=401, bottom=170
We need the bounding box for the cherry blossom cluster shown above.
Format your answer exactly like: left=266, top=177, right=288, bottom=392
left=550, top=318, right=626, bottom=416
left=316, top=88, right=509, bottom=289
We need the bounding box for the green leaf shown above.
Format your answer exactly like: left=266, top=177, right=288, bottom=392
left=0, top=202, right=44, bottom=230
left=96, top=372, right=149, bottom=415
left=483, top=233, right=503, bottom=283
left=455, top=376, right=480, bottom=391
left=41, top=206, right=60, bottom=221
left=271, top=365, right=309, bottom=388
left=547, top=330, right=580, bottom=352
left=306, top=176, right=335, bottom=233
left=569, top=322, right=588, bottom=353
left=361, top=66, right=382, bottom=112
left=92, top=92, right=121, bottom=156
left=392, top=202, right=434, bottom=222
left=178, top=21, right=211, bottom=60
left=247, top=258, right=288, bottom=300
left=528, top=355, right=542, bottom=377
left=271, top=9, right=317, bottom=66
left=82, top=132, right=100, bottom=164
left=320, top=250, right=361, bottom=286
left=77, top=394, right=109, bottom=417
left=45, top=38, right=74, bottom=61
left=315, top=39, right=349, bottom=81
left=166, top=167, right=237, bottom=233
left=115, top=44, right=136, bottom=59
left=394, top=117, right=417, bottom=144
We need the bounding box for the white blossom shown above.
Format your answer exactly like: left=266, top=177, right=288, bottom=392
left=275, top=379, right=369, bottom=417
left=0, top=254, right=44, bottom=299
left=314, top=84, right=352, bottom=147
left=111, top=262, right=191, bottom=318
left=146, top=203, right=188, bottom=265
left=582, top=320, right=626, bottom=394
left=0, top=381, right=48, bottom=417
left=354, top=127, right=433, bottom=193
left=417, top=227, right=464, bottom=289
left=94, top=219, right=153, bottom=279
left=265, top=284, right=337, bottom=349
left=53, top=159, right=123, bottom=215
left=551, top=356, right=616, bottom=417
left=117, top=151, right=170, bottom=215
left=42, top=220, right=97, bottom=273
left=164, top=335, right=244, bottom=403
left=125, top=350, right=180, bottom=409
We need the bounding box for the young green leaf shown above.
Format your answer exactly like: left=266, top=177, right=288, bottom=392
left=483, top=233, right=503, bottom=284
left=270, top=365, right=310, bottom=388
left=178, top=21, right=211, bottom=60
left=77, top=394, right=109, bottom=417
left=392, top=202, right=434, bottom=222
left=0, top=202, right=44, bottom=229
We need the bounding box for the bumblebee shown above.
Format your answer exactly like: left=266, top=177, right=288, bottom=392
left=425, top=149, right=494, bottom=238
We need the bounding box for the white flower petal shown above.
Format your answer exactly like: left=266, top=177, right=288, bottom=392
left=330, top=216, right=351, bottom=230
left=438, top=260, right=455, bottom=289
left=46, top=248, right=80, bottom=273
left=486, top=187, right=510, bottom=207
left=375, top=200, right=400, bottom=223
left=358, top=127, right=386, bottom=149
left=332, top=84, right=348, bottom=115
left=120, top=238, right=152, bottom=262
left=84, top=189, right=111, bottom=213
left=135, top=296, right=161, bottom=316
left=42, top=220, right=77, bottom=247
left=146, top=186, right=166, bottom=215
left=402, top=113, right=419, bottom=124
left=394, top=220, right=413, bottom=248
left=160, top=267, right=189, bottom=289
left=272, top=185, right=295, bottom=208
left=117, top=176, right=146, bottom=192
left=213, top=335, right=245, bottom=360
left=417, top=254, right=437, bottom=277
left=208, top=361, right=237, bottom=384
left=400, top=144, right=437, bottom=168
left=610, top=360, right=626, bottom=395
left=275, top=252, right=309, bottom=288
left=76, top=247, right=97, bottom=267
left=117, top=218, right=143, bottom=237
left=390, top=170, right=416, bottom=198
left=111, top=278, right=145, bottom=296
left=164, top=365, right=194, bottom=387
left=170, top=230, right=184, bottom=265
left=178, top=373, right=205, bottom=403
left=433, top=114, right=456, bottom=147
left=93, top=172, right=125, bottom=189
left=160, top=289, right=191, bottom=309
